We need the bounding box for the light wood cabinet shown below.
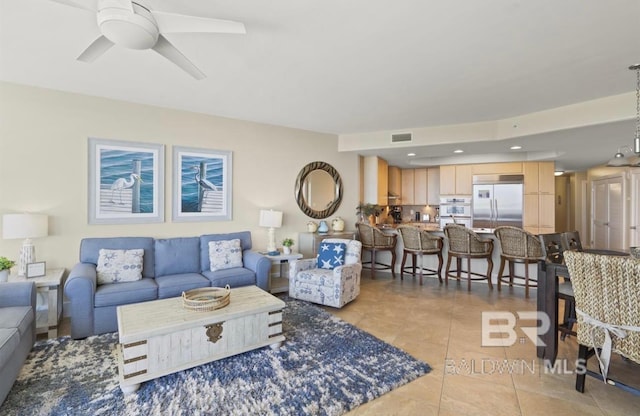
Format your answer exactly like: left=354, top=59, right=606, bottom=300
left=413, top=168, right=428, bottom=205
left=363, top=156, right=388, bottom=206
left=439, top=165, right=456, bottom=195
left=522, top=161, right=556, bottom=233
left=455, top=165, right=473, bottom=195
left=388, top=166, right=402, bottom=201
left=401, top=169, right=415, bottom=205
left=523, top=162, right=539, bottom=194
left=440, top=165, right=473, bottom=195
left=471, top=162, right=523, bottom=175
left=538, top=162, right=555, bottom=194
left=427, top=167, right=440, bottom=205
left=377, top=158, right=388, bottom=206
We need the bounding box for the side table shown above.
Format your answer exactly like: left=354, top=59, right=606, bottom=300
left=264, top=252, right=303, bottom=294
left=9, top=268, right=64, bottom=338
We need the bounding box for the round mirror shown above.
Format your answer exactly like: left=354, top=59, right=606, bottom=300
left=294, top=161, right=343, bottom=219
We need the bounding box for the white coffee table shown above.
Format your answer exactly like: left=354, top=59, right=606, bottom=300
left=116, top=285, right=285, bottom=394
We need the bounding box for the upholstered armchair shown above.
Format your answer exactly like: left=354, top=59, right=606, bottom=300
left=289, top=238, right=362, bottom=308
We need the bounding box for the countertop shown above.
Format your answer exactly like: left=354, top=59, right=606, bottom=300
left=377, top=223, right=495, bottom=234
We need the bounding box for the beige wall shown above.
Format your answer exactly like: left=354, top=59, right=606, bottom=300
left=0, top=82, right=359, bottom=271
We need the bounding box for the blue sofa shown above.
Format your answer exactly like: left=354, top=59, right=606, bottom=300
left=64, top=231, right=270, bottom=339
left=0, top=281, right=36, bottom=405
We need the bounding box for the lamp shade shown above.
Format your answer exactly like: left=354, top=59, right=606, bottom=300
left=259, top=210, right=283, bottom=228
left=2, top=214, right=48, bottom=239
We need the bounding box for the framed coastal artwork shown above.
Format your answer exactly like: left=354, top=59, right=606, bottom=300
left=88, top=138, right=165, bottom=224
left=172, top=146, right=232, bottom=222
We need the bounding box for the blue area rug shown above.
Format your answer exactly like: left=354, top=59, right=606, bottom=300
left=2, top=297, right=430, bottom=415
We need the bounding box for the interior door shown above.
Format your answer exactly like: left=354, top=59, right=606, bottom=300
left=591, top=176, right=625, bottom=250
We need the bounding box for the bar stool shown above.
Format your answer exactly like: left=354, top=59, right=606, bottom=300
left=443, top=224, right=494, bottom=291
left=397, top=225, right=443, bottom=284
left=356, top=222, right=397, bottom=279
left=493, top=226, right=545, bottom=298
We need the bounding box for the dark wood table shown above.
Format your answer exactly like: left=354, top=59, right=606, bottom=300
left=536, top=249, right=628, bottom=365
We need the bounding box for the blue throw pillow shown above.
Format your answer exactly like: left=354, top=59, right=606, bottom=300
left=317, top=242, right=347, bottom=269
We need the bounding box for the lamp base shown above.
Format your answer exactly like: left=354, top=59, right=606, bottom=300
left=18, top=240, right=35, bottom=277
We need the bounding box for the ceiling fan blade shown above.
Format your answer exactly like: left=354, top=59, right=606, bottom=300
left=49, top=0, right=97, bottom=12
left=152, top=35, right=206, bottom=80
left=151, top=11, right=246, bottom=34
left=77, top=36, right=114, bottom=62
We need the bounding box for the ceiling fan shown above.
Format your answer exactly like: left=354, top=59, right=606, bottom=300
left=50, top=0, right=246, bottom=79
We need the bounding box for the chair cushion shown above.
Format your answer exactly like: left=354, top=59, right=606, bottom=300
left=201, top=267, right=255, bottom=288
left=208, top=239, right=243, bottom=271
left=317, top=242, right=346, bottom=269
left=94, top=278, right=158, bottom=307
left=155, top=237, right=200, bottom=277
left=96, top=249, right=144, bottom=284
left=155, top=273, right=211, bottom=299
left=0, top=328, right=20, bottom=370
left=0, top=306, right=34, bottom=337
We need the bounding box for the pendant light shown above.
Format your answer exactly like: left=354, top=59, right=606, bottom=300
left=607, top=64, right=640, bottom=167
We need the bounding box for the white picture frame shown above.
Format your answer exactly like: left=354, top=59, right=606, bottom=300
left=26, top=262, right=46, bottom=278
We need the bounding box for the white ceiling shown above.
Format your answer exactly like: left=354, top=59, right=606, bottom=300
left=1, top=0, right=639, bottom=171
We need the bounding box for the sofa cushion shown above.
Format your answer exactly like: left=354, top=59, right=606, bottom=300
left=200, top=232, right=252, bottom=272
left=96, top=249, right=144, bottom=284
left=155, top=237, right=200, bottom=277
left=155, top=273, right=210, bottom=299
left=0, top=328, right=20, bottom=370
left=208, top=239, right=243, bottom=271
left=201, top=267, right=255, bottom=288
left=0, top=306, right=34, bottom=337
left=317, top=242, right=347, bottom=269
left=94, top=278, right=158, bottom=308
left=80, top=237, right=155, bottom=278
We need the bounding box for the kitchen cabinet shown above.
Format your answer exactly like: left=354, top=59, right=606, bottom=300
left=471, top=162, right=523, bottom=175
left=401, top=168, right=415, bottom=205
left=440, top=165, right=472, bottom=195
left=388, top=166, right=402, bottom=203
left=363, top=156, right=388, bottom=206
left=427, top=167, right=440, bottom=205
left=523, top=161, right=555, bottom=233
left=414, top=168, right=428, bottom=205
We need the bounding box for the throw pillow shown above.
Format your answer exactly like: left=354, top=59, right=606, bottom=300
left=96, top=249, right=144, bottom=285
left=317, top=242, right=347, bottom=269
left=209, top=239, right=243, bottom=271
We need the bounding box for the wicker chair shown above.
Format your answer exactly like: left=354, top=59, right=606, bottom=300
left=356, top=222, right=397, bottom=279
left=493, top=226, right=544, bottom=298
left=564, top=251, right=640, bottom=395
left=540, top=232, right=576, bottom=340
left=397, top=225, right=443, bottom=284
left=443, top=224, right=494, bottom=291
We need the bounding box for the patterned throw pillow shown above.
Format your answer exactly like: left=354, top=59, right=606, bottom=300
left=209, top=239, right=243, bottom=271
left=96, top=249, right=144, bottom=285
left=317, top=242, right=347, bottom=269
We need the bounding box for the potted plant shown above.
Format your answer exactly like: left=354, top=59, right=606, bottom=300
left=282, top=238, right=295, bottom=254
left=356, top=203, right=382, bottom=225
left=0, top=256, right=15, bottom=282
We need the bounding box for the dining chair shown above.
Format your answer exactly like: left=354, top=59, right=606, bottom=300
left=356, top=222, right=397, bottom=279
left=564, top=250, right=640, bottom=396
left=443, top=224, right=493, bottom=291
left=493, top=226, right=544, bottom=298
left=539, top=232, right=576, bottom=340
left=397, top=225, right=443, bottom=284
left=562, top=230, right=583, bottom=252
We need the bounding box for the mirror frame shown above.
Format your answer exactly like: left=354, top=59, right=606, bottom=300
left=294, top=161, right=343, bottom=219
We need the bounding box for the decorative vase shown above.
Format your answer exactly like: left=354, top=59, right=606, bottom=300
left=332, top=217, right=345, bottom=231
left=283, top=246, right=292, bottom=255
left=317, top=220, right=329, bottom=233
left=0, top=269, right=8, bottom=283
left=307, top=221, right=318, bottom=232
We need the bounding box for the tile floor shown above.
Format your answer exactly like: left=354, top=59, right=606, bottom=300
left=53, top=272, right=640, bottom=415
left=331, top=271, right=640, bottom=416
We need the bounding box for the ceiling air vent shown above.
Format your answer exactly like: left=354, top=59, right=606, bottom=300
left=391, top=132, right=412, bottom=143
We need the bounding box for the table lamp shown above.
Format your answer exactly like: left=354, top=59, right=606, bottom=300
left=259, top=209, right=283, bottom=256
left=2, top=213, right=48, bottom=276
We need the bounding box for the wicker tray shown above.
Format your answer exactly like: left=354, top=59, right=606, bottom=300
left=182, top=285, right=231, bottom=312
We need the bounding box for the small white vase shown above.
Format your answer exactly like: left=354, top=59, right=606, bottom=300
left=283, top=246, right=292, bottom=255
left=0, top=269, right=9, bottom=283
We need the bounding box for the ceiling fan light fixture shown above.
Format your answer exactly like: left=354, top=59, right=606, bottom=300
left=606, top=148, right=631, bottom=167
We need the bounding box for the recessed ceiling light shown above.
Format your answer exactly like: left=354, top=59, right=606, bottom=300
left=510, top=145, right=522, bottom=150
left=554, top=170, right=564, bottom=176
left=407, top=152, right=416, bottom=157
left=453, top=149, right=464, bottom=154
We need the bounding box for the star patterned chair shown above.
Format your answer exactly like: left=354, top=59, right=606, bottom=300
left=288, top=238, right=362, bottom=308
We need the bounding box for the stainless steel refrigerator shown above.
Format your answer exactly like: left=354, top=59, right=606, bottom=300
left=472, top=175, right=524, bottom=229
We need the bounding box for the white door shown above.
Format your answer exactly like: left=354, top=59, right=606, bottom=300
left=630, top=170, right=640, bottom=248
left=591, top=175, right=625, bottom=250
